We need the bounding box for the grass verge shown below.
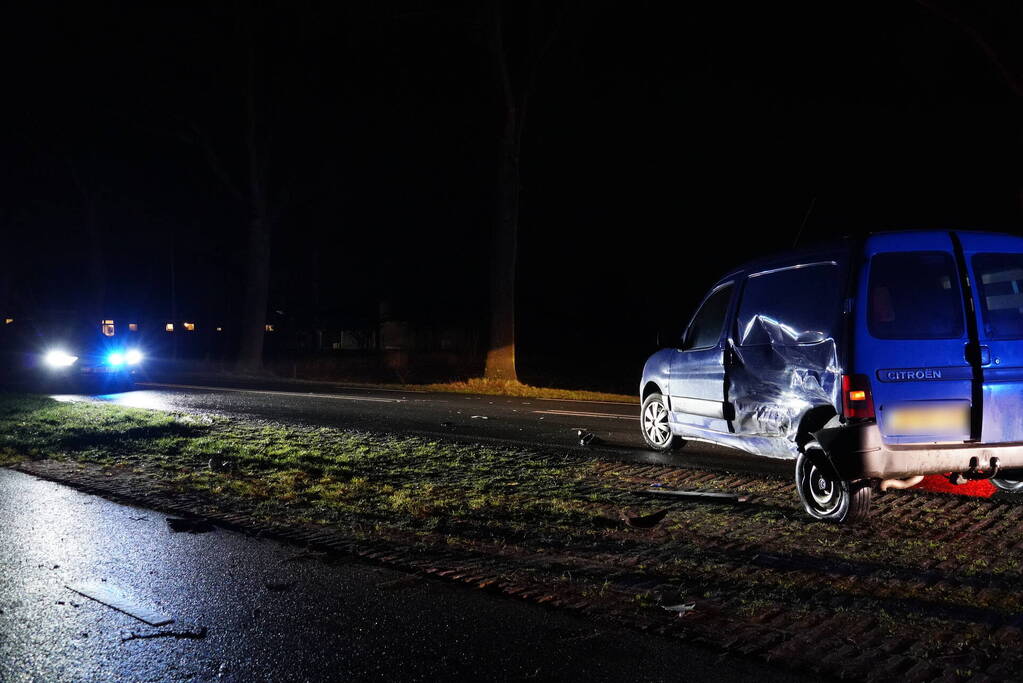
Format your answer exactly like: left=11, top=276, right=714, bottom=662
left=409, top=378, right=637, bottom=403
left=0, top=394, right=626, bottom=534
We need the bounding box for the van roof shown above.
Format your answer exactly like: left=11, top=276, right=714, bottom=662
left=719, top=229, right=1023, bottom=283
left=719, top=238, right=854, bottom=281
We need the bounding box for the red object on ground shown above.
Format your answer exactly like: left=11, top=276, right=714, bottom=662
left=913, top=474, right=996, bottom=498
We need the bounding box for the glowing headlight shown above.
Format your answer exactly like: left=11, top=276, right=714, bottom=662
left=126, top=349, right=143, bottom=365
left=108, top=352, right=125, bottom=366
left=45, top=350, right=78, bottom=368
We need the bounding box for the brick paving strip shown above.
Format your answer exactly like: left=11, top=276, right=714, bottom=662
left=13, top=457, right=1023, bottom=682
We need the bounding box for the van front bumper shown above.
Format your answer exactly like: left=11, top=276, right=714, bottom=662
left=814, top=422, right=1023, bottom=480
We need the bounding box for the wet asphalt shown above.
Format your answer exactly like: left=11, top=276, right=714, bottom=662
left=0, top=469, right=815, bottom=682
left=53, top=375, right=793, bottom=478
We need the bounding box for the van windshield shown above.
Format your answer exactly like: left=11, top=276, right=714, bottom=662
left=868, top=252, right=964, bottom=339
left=973, top=253, right=1023, bottom=338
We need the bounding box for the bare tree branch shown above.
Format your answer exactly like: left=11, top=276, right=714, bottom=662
left=916, top=0, right=1023, bottom=99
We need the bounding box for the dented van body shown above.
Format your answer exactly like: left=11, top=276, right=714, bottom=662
left=639, top=230, right=1023, bottom=522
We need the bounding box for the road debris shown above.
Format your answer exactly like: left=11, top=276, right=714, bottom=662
left=579, top=432, right=603, bottom=447
left=470, top=415, right=489, bottom=420
left=121, top=621, right=207, bottom=642
left=65, top=582, right=173, bottom=626
left=166, top=517, right=215, bottom=533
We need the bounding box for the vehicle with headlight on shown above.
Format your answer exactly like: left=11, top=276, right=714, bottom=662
left=640, top=231, right=1023, bottom=522
left=6, top=316, right=145, bottom=391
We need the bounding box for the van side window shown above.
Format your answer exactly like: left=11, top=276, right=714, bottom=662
left=737, top=264, right=841, bottom=346
left=973, top=253, right=1023, bottom=338
left=682, top=284, right=733, bottom=351
left=868, top=252, right=964, bottom=339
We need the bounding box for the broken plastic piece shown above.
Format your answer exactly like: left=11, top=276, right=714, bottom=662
left=66, top=583, right=173, bottom=626
left=166, top=518, right=215, bottom=533
left=579, top=432, right=603, bottom=447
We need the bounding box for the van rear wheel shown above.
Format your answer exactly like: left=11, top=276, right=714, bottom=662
left=795, top=444, right=871, bottom=523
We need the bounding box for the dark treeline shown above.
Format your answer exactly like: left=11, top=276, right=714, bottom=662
left=1, top=1, right=1021, bottom=392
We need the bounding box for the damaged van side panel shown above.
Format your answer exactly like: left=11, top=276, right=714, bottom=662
left=725, top=258, right=849, bottom=458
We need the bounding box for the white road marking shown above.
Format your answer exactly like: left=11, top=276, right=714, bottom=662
left=531, top=397, right=640, bottom=406
left=533, top=409, right=639, bottom=421
left=135, top=383, right=403, bottom=403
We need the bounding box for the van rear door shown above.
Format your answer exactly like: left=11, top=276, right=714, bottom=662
left=858, top=234, right=974, bottom=444
left=958, top=232, right=1023, bottom=444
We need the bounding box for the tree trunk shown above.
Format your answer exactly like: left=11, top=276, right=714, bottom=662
left=236, top=214, right=271, bottom=373
left=485, top=106, right=520, bottom=381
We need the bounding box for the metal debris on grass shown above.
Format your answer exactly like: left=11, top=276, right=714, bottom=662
left=643, top=488, right=749, bottom=503
left=661, top=603, right=697, bottom=617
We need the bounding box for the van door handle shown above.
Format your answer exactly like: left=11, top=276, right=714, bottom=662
left=968, top=345, right=991, bottom=365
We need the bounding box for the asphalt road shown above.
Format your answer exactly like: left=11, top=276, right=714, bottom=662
left=50, top=376, right=793, bottom=478
left=0, top=468, right=815, bottom=683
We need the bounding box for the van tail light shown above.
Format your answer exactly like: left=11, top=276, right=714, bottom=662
left=842, top=374, right=875, bottom=419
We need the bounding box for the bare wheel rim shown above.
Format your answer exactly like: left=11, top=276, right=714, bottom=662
left=799, top=456, right=842, bottom=516
left=643, top=399, right=671, bottom=446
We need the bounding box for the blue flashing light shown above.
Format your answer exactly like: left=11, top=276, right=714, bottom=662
left=108, top=352, right=125, bottom=366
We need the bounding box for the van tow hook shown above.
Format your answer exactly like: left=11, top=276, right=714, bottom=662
left=948, top=456, right=1000, bottom=485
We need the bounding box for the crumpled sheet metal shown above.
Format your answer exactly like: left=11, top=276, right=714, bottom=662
left=727, top=323, right=841, bottom=459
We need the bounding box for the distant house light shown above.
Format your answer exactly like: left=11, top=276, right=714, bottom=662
left=4, top=318, right=12, bottom=324
left=184, top=322, right=196, bottom=331
left=165, top=323, right=174, bottom=332
left=265, top=324, right=275, bottom=332
left=101, top=320, right=115, bottom=336
left=128, top=323, right=138, bottom=332
left=216, top=327, right=223, bottom=332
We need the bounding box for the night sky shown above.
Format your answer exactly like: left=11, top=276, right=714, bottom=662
left=3, top=1, right=1022, bottom=391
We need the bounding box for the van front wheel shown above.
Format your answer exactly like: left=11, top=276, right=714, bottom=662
left=795, top=445, right=871, bottom=523
left=640, top=393, right=680, bottom=452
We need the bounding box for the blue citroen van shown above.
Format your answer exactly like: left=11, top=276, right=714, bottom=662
left=640, top=231, right=1023, bottom=522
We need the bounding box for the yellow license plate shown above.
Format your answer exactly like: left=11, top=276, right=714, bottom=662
left=886, top=404, right=969, bottom=435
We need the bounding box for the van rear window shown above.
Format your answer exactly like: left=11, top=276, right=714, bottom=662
left=973, top=253, right=1023, bottom=338
left=868, top=252, right=964, bottom=339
